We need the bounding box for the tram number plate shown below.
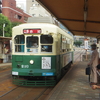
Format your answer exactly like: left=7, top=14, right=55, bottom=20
left=12, top=71, right=18, bottom=75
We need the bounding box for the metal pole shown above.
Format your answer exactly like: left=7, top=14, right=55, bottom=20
left=3, top=24, right=5, bottom=37
left=86, top=49, right=87, bottom=60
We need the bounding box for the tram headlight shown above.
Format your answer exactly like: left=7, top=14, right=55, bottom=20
left=30, top=60, right=34, bottom=64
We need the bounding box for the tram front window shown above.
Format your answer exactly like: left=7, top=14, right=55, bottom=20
left=14, top=35, right=25, bottom=52
left=40, top=35, right=53, bottom=52
left=40, top=35, right=53, bottom=44
left=26, top=36, right=38, bottom=53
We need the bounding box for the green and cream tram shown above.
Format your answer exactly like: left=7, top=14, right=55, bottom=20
left=12, top=23, right=74, bottom=86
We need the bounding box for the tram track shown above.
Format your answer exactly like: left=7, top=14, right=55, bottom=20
left=0, top=86, right=18, bottom=98
left=0, top=70, right=11, bottom=83
left=0, top=68, right=53, bottom=100
left=0, top=86, right=53, bottom=100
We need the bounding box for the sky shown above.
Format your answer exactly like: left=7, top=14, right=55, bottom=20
left=16, top=0, right=26, bottom=11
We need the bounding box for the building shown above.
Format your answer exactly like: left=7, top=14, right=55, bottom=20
left=16, top=0, right=26, bottom=12
left=0, top=0, right=31, bottom=23
left=26, top=0, right=51, bottom=17
left=0, top=0, right=2, bottom=13
left=74, top=36, right=97, bottom=47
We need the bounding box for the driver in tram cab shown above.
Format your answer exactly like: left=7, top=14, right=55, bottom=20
left=30, top=42, right=38, bottom=52
left=31, top=43, right=38, bottom=48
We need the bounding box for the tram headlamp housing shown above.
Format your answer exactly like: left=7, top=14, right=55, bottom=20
left=17, top=64, right=21, bottom=68
left=30, top=60, right=34, bottom=64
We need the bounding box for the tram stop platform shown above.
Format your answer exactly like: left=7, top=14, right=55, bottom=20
left=0, top=63, right=12, bottom=70
left=45, top=61, right=100, bottom=100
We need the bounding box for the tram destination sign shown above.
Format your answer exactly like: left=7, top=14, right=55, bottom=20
left=23, top=29, right=41, bottom=34
left=84, top=38, right=88, bottom=50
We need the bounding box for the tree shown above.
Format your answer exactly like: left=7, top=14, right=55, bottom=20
left=74, top=40, right=82, bottom=47
left=0, top=14, right=12, bottom=37
left=11, top=22, right=22, bottom=28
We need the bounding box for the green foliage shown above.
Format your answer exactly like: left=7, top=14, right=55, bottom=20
left=11, top=22, right=22, bottom=28
left=0, top=14, right=12, bottom=37
left=0, top=14, right=22, bottom=37
left=74, top=40, right=82, bottom=47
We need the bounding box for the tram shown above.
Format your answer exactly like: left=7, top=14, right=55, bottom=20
left=12, top=23, right=74, bottom=86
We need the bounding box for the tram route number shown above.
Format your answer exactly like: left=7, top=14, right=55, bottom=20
left=21, top=65, right=29, bottom=68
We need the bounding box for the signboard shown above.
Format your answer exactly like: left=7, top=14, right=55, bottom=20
left=42, top=72, right=54, bottom=76
left=23, top=29, right=41, bottom=34
left=63, top=53, right=72, bottom=67
left=42, top=57, right=51, bottom=69
left=84, top=39, right=88, bottom=50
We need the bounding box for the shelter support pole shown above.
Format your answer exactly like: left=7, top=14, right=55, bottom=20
left=98, top=40, right=100, bottom=57
left=97, top=38, right=100, bottom=57
left=85, top=50, right=87, bottom=60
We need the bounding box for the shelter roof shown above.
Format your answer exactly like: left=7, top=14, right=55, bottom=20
left=0, top=37, right=11, bottom=41
left=36, top=0, right=100, bottom=38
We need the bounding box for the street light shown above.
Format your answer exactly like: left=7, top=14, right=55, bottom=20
left=3, top=23, right=5, bottom=37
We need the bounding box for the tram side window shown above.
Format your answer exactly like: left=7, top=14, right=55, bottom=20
left=41, top=45, right=52, bottom=52
left=40, top=35, right=53, bottom=52
left=61, top=36, right=67, bottom=52
left=15, top=35, right=25, bottom=44
left=26, top=36, right=38, bottom=52
left=14, top=35, right=25, bottom=52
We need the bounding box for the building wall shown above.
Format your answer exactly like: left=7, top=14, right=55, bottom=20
left=2, top=0, right=31, bottom=23
left=26, top=0, right=51, bottom=17
left=26, top=0, right=33, bottom=13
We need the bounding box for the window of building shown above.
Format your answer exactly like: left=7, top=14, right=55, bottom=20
left=24, top=16, right=28, bottom=22
left=0, top=0, right=2, bottom=4
left=10, top=3, right=13, bottom=7
left=32, top=14, right=36, bottom=16
left=14, top=14, right=17, bottom=18
left=18, top=15, right=22, bottom=19
left=14, top=14, right=22, bottom=19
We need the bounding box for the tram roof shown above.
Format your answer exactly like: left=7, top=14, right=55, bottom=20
left=36, top=0, right=100, bottom=38
left=13, top=23, right=73, bottom=40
